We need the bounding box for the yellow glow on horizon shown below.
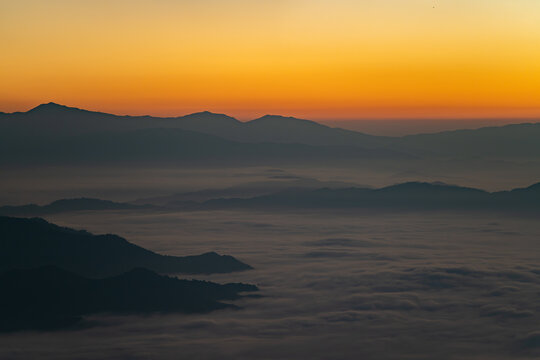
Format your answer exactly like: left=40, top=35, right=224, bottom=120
left=1, top=0, right=540, bottom=119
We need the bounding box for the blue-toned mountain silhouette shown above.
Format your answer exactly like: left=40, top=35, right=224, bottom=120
left=0, top=102, right=385, bottom=147
left=0, top=198, right=145, bottom=216
left=2, top=103, right=540, bottom=163
left=0, top=265, right=257, bottom=332
left=196, top=181, right=540, bottom=212
left=0, top=216, right=252, bottom=277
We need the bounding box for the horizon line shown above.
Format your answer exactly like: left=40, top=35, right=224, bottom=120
left=3, top=102, right=540, bottom=124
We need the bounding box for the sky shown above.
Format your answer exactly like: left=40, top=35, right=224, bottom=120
left=1, top=0, right=540, bottom=121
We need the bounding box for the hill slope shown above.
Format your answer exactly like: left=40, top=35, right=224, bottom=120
left=0, top=103, right=386, bottom=147
left=0, top=266, right=258, bottom=332
left=197, top=182, right=540, bottom=212
left=0, top=216, right=252, bottom=277
left=0, top=198, right=145, bottom=216
left=393, top=122, right=540, bottom=158
left=3, top=102, right=540, bottom=160
left=0, top=127, right=406, bottom=166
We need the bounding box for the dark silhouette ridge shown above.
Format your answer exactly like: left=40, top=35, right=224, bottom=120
left=29, top=103, right=237, bottom=123
left=0, top=198, right=147, bottom=216
left=28, top=102, right=79, bottom=113
left=393, top=122, right=540, bottom=158
left=239, top=114, right=389, bottom=147
left=0, top=216, right=253, bottom=277
left=192, top=181, right=540, bottom=212
left=247, top=114, right=329, bottom=128
left=0, top=102, right=387, bottom=148
left=6, top=181, right=540, bottom=214
left=0, top=266, right=258, bottom=332
left=0, top=127, right=408, bottom=166
left=3, top=103, right=540, bottom=165
left=133, top=178, right=364, bottom=205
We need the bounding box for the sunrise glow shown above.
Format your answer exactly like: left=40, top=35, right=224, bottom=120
left=2, top=0, right=540, bottom=119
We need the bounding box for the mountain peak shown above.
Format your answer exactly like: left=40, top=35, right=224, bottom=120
left=28, top=102, right=77, bottom=113
left=249, top=115, right=328, bottom=128
left=255, top=115, right=302, bottom=121
left=519, top=182, right=540, bottom=192
left=182, top=111, right=241, bottom=123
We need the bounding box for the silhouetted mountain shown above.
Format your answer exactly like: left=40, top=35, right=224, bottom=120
left=0, top=198, right=145, bottom=216
left=393, top=123, right=540, bottom=158
left=1, top=102, right=125, bottom=137
left=0, top=266, right=258, bottom=332
left=134, top=177, right=365, bottom=205
left=3, top=103, right=540, bottom=163
left=490, top=182, right=540, bottom=208
left=0, top=216, right=252, bottom=277
left=194, top=181, right=540, bottom=212
left=237, top=115, right=387, bottom=147
left=0, top=127, right=407, bottom=166
left=0, top=103, right=387, bottom=148
left=170, top=110, right=243, bottom=133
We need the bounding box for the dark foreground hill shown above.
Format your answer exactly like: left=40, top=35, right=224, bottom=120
left=197, top=181, right=540, bottom=212
left=0, top=266, right=258, bottom=332
left=0, top=216, right=252, bottom=277
left=0, top=198, right=146, bottom=216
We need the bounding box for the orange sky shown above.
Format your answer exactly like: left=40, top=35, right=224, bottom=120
left=1, top=0, right=540, bottom=120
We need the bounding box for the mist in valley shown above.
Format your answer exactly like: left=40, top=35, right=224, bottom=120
left=1, top=105, right=540, bottom=359
left=1, top=162, right=540, bottom=359
left=2, top=204, right=540, bottom=359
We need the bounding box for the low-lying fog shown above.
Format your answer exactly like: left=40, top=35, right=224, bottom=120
left=3, top=164, right=540, bottom=206
left=2, top=208, right=539, bottom=359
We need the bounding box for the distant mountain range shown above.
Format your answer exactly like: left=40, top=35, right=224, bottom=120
left=0, top=216, right=252, bottom=277
left=133, top=177, right=364, bottom=205
left=2, top=103, right=540, bottom=164
left=0, top=198, right=145, bottom=216
left=4, top=181, right=540, bottom=214
left=0, top=266, right=257, bottom=332
left=0, top=127, right=408, bottom=166
left=191, top=181, right=540, bottom=212
left=0, top=102, right=386, bottom=147
left=392, top=123, right=540, bottom=158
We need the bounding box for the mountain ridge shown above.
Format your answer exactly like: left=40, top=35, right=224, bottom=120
left=0, top=265, right=258, bottom=332
left=0, top=216, right=253, bottom=277
left=3, top=103, right=540, bottom=159
left=0, top=198, right=146, bottom=216
left=0, top=102, right=389, bottom=148
left=0, top=127, right=409, bottom=166
left=194, top=181, right=540, bottom=212
left=4, top=102, right=539, bottom=138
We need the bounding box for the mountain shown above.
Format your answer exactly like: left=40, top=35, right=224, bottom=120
left=393, top=122, right=540, bottom=158
left=490, top=182, right=540, bottom=208
left=0, top=216, right=252, bottom=277
left=200, top=182, right=489, bottom=210
left=0, top=266, right=258, bottom=332
left=133, top=177, right=365, bottom=205
left=193, top=181, right=540, bottom=212
left=165, top=110, right=243, bottom=134
left=0, top=198, right=146, bottom=216
left=3, top=103, right=540, bottom=162
left=0, top=103, right=387, bottom=148
left=0, top=127, right=408, bottom=166
left=239, top=115, right=387, bottom=147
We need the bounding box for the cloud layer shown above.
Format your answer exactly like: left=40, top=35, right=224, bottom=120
left=1, top=209, right=539, bottom=359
